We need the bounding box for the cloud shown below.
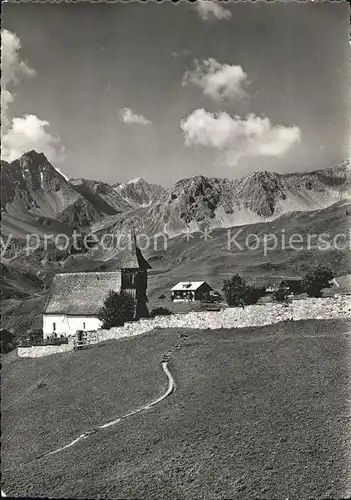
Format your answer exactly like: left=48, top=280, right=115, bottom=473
left=171, top=49, right=190, bottom=58
left=182, top=58, right=249, bottom=101
left=120, top=107, right=152, bottom=125
left=1, top=114, right=65, bottom=163
left=195, top=1, right=232, bottom=21
left=1, top=29, right=36, bottom=127
left=1, top=29, right=65, bottom=164
left=180, top=108, right=301, bottom=165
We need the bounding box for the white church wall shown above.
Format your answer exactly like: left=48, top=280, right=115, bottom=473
left=43, top=314, right=102, bottom=339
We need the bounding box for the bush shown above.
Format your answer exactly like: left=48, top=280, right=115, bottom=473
left=302, top=264, right=334, bottom=298
left=98, top=290, right=136, bottom=329
left=150, top=307, right=173, bottom=317
left=242, top=286, right=266, bottom=305
left=1, top=329, right=16, bottom=354
left=222, top=275, right=265, bottom=307
left=273, top=289, right=288, bottom=302
left=222, top=274, right=246, bottom=307
left=29, top=329, right=44, bottom=344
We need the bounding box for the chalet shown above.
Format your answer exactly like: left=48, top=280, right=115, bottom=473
left=43, top=236, right=151, bottom=339
left=170, top=281, right=213, bottom=302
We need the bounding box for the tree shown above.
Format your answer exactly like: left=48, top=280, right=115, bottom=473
left=222, top=275, right=265, bottom=307
left=1, top=329, right=15, bottom=354
left=97, top=290, right=136, bottom=329
left=302, top=264, right=334, bottom=298
left=222, top=274, right=247, bottom=307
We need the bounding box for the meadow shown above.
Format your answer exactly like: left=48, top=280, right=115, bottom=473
left=2, top=318, right=350, bottom=498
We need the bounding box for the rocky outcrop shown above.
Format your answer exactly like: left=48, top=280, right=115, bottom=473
left=113, top=177, right=166, bottom=208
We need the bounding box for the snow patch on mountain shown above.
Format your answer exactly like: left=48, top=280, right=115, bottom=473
left=54, top=166, right=70, bottom=181
left=113, top=177, right=166, bottom=208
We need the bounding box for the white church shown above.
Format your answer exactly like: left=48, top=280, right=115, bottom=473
left=42, top=237, right=151, bottom=340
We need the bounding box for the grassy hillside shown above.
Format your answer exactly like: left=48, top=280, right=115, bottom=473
left=2, top=330, right=177, bottom=469
left=2, top=319, right=350, bottom=498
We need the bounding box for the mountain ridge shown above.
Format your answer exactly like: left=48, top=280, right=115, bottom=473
left=1, top=151, right=350, bottom=241
left=145, top=160, right=351, bottom=236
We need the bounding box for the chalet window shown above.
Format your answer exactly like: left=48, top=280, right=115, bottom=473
left=53, top=322, right=56, bottom=331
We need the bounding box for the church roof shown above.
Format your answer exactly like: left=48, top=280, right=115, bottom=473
left=44, top=272, right=123, bottom=315
left=44, top=237, right=151, bottom=315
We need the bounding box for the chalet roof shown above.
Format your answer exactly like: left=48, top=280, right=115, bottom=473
left=170, top=281, right=210, bottom=291
left=44, top=271, right=123, bottom=315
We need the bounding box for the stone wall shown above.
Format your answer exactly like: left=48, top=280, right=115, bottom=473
left=17, top=344, right=74, bottom=358
left=92, top=295, right=351, bottom=343
left=15, top=296, right=350, bottom=357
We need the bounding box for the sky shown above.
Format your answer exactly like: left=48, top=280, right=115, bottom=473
left=1, top=0, right=350, bottom=186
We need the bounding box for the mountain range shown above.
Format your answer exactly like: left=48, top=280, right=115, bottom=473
left=0, top=151, right=165, bottom=238
left=1, top=150, right=350, bottom=241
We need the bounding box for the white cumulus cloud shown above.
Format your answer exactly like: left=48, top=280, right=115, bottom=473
left=180, top=108, right=301, bottom=165
left=1, top=115, right=65, bottom=163
left=120, top=107, right=152, bottom=125
left=1, top=29, right=65, bottom=164
left=195, top=1, right=232, bottom=21
left=1, top=29, right=36, bottom=127
left=182, top=58, right=249, bottom=101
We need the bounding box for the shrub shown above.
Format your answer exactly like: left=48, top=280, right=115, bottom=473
left=245, top=285, right=266, bottom=305
left=222, top=274, right=246, bottom=307
left=273, top=289, right=288, bottom=302
left=98, top=290, right=136, bottom=329
left=222, top=275, right=265, bottom=307
left=28, top=329, right=44, bottom=344
left=302, top=264, right=334, bottom=298
left=1, top=329, right=16, bottom=354
left=150, top=307, right=173, bottom=317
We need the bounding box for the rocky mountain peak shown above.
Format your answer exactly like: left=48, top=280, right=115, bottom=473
left=19, top=150, right=48, bottom=165
left=113, top=177, right=166, bottom=207
left=127, top=176, right=143, bottom=184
